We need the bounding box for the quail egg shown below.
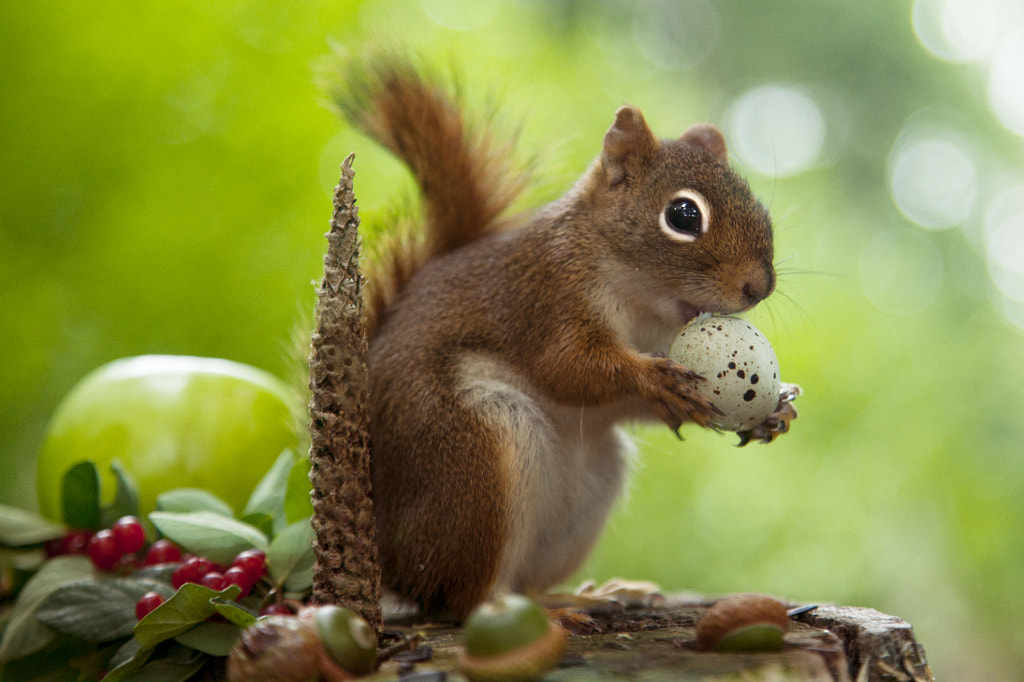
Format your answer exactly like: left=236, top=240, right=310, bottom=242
left=668, top=315, right=780, bottom=432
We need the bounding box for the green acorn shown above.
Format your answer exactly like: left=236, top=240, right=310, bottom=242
left=312, top=605, right=378, bottom=677
left=227, top=606, right=377, bottom=681
left=459, top=594, right=568, bottom=682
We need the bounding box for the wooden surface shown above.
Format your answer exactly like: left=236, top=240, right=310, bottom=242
left=369, top=594, right=934, bottom=681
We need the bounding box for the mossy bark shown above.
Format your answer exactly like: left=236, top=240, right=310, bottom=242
left=307, top=154, right=382, bottom=633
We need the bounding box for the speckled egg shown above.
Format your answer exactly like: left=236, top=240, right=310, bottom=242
left=668, top=315, right=780, bottom=432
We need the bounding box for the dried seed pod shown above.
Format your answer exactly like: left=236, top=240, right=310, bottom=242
left=459, top=594, right=568, bottom=682
left=694, top=593, right=789, bottom=652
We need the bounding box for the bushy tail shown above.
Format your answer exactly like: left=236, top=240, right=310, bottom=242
left=327, top=53, right=528, bottom=335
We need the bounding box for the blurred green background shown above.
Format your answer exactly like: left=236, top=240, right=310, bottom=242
left=3, top=0, right=1023, bottom=678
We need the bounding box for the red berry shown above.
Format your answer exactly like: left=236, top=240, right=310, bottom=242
left=171, top=554, right=213, bottom=588
left=87, top=530, right=123, bottom=571
left=111, top=516, right=146, bottom=554
left=143, top=539, right=182, bottom=565
left=185, top=554, right=215, bottom=578
left=171, top=563, right=191, bottom=589
left=259, top=602, right=294, bottom=617
left=200, top=571, right=228, bottom=591
left=223, top=566, right=252, bottom=598
left=135, top=591, right=165, bottom=620
left=61, top=529, right=94, bottom=556
left=232, top=549, right=266, bottom=583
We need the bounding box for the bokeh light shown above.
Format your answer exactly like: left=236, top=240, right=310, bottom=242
left=913, top=0, right=1024, bottom=138
left=725, top=84, right=825, bottom=177
left=887, top=126, right=978, bottom=230
left=987, top=31, right=1024, bottom=137
left=912, top=0, right=999, bottom=63
left=984, top=183, right=1024, bottom=333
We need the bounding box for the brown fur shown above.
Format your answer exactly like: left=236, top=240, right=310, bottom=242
left=336, top=59, right=776, bottom=619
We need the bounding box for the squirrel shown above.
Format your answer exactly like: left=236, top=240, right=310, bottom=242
left=332, top=56, right=798, bottom=620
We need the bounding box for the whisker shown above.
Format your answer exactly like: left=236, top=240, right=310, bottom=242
left=776, top=266, right=846, bottom=280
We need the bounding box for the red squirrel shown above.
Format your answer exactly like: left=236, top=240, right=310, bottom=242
left=332, top=57, right=798, bottom=620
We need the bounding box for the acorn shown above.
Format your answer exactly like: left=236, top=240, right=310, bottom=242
left=694, top=593, right=789, bottom=652
left=459, top=594, right=568, bottom=682
left=227, top=613, right=321, bottom=681
left=227, top=605, right=378, bottom=681
left=308, top=605, right=378, bottom=677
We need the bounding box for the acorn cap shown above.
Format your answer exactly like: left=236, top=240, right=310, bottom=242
left=694, top=593, right=789, bottom=652
left=459, top=594, right=568, bottom=682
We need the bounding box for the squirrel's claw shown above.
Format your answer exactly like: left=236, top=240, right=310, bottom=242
left=647, top=355, right=721, bottom=432
left=737, top=383, right=802, bottom=446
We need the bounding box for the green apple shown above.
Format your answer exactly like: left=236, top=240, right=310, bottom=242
left=36, top=355, right=304, bottom=521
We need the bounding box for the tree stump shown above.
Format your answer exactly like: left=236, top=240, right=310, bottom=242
left=371, top=594, right=934, bottom=681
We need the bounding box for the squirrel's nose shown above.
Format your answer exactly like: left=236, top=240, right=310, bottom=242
left=742, top=266, right=776, bottom=305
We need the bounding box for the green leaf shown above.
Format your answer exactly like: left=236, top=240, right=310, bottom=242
left=148, top=511, right=267, bottom=566
left=99, top=461, right=140, bottom=527
left=0, top=556, right=93, bottom=664
left=133, top=582, right=240, bottom=651
left=243, top=448, right=296, bottom=532
left=266, top=520, right=315, bottom=593
left=173, top=621, right=241, bottom=657
left=155, top=489, right=234, bottom=518
left=209, top=597, right=258, bottom=629
left=61, top=461, right=100, bottom=530
left=102, top=637, right=152, bottom=681
left=0, top=504, right=65, bottom=547
left=123, top=642, right=208, bottom=682
left=284, top=457, right=314, bottom=525
left=35, top=577, right=174, bottom=642
left=239, top=512, right=274, bottom=539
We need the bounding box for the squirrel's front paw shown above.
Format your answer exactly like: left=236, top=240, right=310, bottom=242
left=736, top=382, right=802, bottom=445
left=646, top=355, right=722, bottom=434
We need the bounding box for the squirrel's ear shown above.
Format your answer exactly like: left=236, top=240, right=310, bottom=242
left=602, top=106, right=657, bottom=186
left=681, top=124, right=728, bottom=161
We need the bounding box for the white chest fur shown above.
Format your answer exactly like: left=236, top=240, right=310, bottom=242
left=455, top=353, right=635, bottom=595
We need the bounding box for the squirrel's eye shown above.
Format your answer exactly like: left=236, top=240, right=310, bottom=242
left=659, top=190, right=709, bottom=241
left=664, top=198, right=703, bottom=236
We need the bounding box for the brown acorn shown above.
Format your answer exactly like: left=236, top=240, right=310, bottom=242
left=694, top=593, right=789, bottom=652
left=227, top=613, right=322, bottom=681
left=227, top=606, right=377, bottom=681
